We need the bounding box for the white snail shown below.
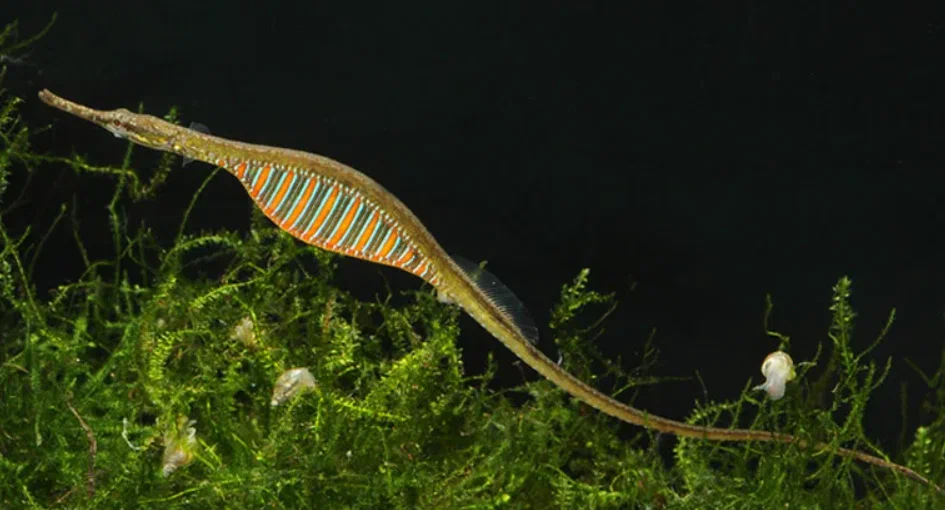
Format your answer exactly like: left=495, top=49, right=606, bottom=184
left=752, top=351, right=796, bottom=400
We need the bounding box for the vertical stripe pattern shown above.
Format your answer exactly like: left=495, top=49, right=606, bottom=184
left=222, top=160, right=440, bottom=285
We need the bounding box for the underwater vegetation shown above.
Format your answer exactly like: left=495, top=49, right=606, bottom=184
left=2, top=21, right=945, bottom=510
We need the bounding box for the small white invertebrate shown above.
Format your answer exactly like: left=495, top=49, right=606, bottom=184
left=230, top=316, right=256, bottom=346
left=752, top=351, right=796, bottom=400
left=162, top=416, right=197, bottom=477
left=271, top=367, right=317, bottom=407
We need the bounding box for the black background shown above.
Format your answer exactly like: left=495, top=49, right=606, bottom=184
left=5, top=2, right=945, bottom=453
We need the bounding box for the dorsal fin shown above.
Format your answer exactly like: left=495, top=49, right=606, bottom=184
left=189, top=122, right=210, bottom=134
left=452, top=256, right=539, bottom=345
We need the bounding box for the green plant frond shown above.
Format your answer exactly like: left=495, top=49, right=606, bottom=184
left=0, top=14, right=56, bottom=57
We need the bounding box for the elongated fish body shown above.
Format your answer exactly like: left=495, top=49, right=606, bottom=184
left=37, top=90, right=940, bottom=492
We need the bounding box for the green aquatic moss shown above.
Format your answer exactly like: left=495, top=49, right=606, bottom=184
left=1, top=25, right=945, bottom=509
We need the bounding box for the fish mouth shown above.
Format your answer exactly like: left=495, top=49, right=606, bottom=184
left=38, top=89, right=124, bottom=132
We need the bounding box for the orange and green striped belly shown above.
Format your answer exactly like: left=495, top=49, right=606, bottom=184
left=219, top=159, right=438, bottom=285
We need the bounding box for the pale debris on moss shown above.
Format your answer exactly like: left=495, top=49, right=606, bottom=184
left=271, top=367, right=317, bottom=407
left=162, top=415, right=197, bottom=477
